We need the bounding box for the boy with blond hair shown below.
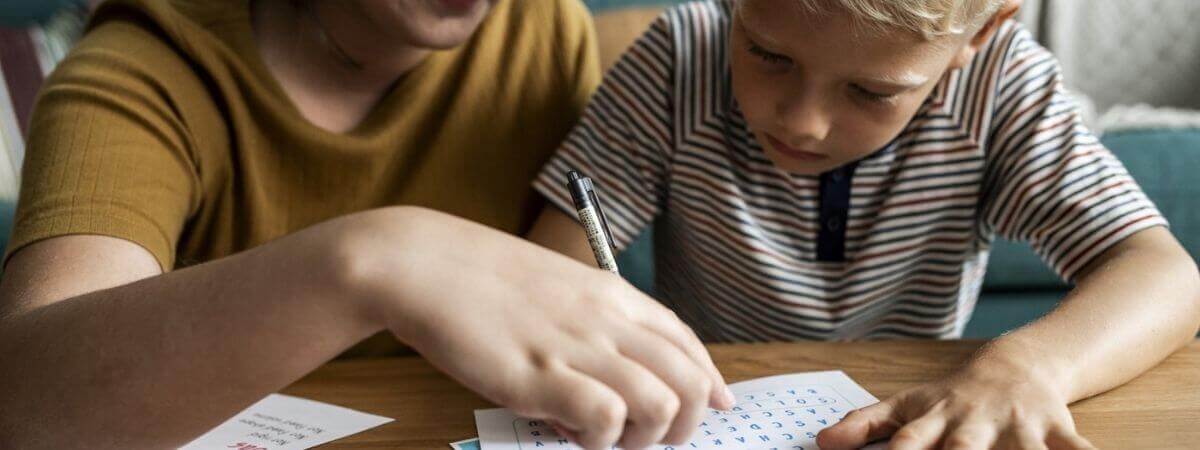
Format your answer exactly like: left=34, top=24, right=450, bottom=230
left=529, top=0, right=1200, bottom=448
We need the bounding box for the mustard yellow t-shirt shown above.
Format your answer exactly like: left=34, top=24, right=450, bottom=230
left=9, top=0, right=600, bottom=355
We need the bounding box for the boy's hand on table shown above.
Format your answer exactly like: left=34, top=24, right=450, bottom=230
left=338, top=207, right=735, bottom=450
left=816, top=354, right=1095, bottom=450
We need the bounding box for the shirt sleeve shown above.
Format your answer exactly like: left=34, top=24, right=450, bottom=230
left=533, top=12, right=676, bottom=252
left=5, top=21, right=200, bottom=270
left=980, top=26, right=1167, bottom=282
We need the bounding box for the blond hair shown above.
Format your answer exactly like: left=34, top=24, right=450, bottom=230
left=790, top=0, right=1007, bottom=39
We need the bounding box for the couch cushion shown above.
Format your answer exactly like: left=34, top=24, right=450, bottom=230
left=616, top=226, right=656, bottom=295
left=0, top=0, right=76, bottom=26
left=964, top=290, right=1061, bottom=337
left=586, top=0, right=677, bottom=12
left=1103, top=129, right=1200, bottom=258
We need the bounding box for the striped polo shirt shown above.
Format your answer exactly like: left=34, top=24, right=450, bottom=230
left=533, top=0, right=1165, bottom=341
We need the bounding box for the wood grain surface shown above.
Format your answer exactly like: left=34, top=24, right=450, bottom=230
left=282, top=340, right=1200, bottom=449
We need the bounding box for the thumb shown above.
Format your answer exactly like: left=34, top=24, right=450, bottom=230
left=816, top=397, right=902, bottom=450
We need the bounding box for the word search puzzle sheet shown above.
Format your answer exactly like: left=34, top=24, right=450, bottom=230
left=475, top=371, right=886, bottom=450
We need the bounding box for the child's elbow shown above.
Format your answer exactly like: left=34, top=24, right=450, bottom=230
left=1166, top=244, right=1200, bottom=336
left=1184, top=256, right=1200, bottom=335
left=1144, top=229, right=1200, bottom=338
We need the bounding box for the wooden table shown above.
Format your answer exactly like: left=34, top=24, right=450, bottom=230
left=282, top=340, right=1200, bottom=449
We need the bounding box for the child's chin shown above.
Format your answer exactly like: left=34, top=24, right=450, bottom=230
left=764, top=153, right=839, bottom=176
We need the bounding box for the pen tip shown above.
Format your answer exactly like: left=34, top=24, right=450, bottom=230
left=567, top=170, right=581, bottom=182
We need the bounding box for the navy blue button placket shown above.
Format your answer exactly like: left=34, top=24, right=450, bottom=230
left=816, top=162, right=857, bottom=262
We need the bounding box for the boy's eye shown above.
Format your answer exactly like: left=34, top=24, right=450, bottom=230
left=747, top=44, right=792, bottom=65
left=850, top=84, right=898, bottom=103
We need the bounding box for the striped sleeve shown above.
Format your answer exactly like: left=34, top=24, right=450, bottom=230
left=532, top=12, right=677, bottom=251
left=980, top=29, right=1167, bottom=282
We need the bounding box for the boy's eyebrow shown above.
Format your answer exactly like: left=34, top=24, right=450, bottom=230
left=737, top=9, right=788, bottom=50
left=853, top=72, right=929, bottom=90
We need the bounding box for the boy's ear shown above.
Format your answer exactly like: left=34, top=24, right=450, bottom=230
left=948, top=0, right=1023, bottom=69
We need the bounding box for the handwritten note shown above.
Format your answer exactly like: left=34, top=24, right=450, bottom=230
left=180, top=394, right=393, bottom=450
left=475, top=371, right=886, bottom=450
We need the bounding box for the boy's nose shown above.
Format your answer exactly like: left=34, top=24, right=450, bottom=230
left=775, top=90, right=832, bottom=144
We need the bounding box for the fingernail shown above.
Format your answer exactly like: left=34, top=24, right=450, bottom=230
left=722, top=386, right=737, bottom=409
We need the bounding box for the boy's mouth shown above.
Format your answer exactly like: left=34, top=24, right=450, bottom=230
left=765, top=133, right=829, bottom=161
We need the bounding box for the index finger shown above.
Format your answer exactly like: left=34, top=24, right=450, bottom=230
left=632, top=297, right=735, bottom=410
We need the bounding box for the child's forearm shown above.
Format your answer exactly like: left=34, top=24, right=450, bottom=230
left=527, top=206, right=605, bottom=267
left=971, top=226, right=1200, bottom=402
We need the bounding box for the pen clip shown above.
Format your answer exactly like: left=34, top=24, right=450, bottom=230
left=587, top=188, right=618, bottom=253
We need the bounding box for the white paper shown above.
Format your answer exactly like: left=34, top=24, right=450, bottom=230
left=476, top=370, right=886, bottom=449
left=180, top=394, right=393, bottom=450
